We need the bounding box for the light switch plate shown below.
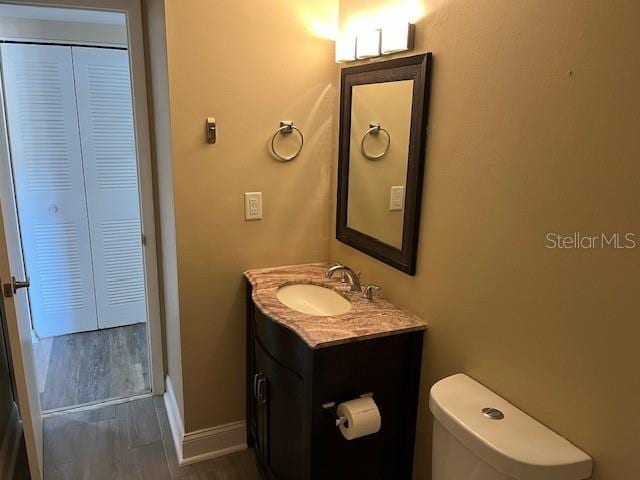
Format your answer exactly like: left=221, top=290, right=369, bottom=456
left=245, top=192, right=263, bottom=220
left=389, top=186, right=405, bottom=211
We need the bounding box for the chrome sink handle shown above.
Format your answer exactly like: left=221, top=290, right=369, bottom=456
left=362, top=284, right=381, bottom=301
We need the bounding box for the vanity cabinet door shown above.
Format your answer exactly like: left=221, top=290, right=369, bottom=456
left=255, top=340, right=306, bottom=480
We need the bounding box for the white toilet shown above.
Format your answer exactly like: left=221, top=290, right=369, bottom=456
left=429, top=374, right=593, bottom=480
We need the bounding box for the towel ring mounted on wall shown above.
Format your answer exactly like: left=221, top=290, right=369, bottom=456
left=270, top=121, right=304, bottom=161
left=361, top=122, right=391, bottom=160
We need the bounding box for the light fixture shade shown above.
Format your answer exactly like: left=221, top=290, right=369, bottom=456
left=381, top=23, right=414, bottom=54
left=335, top=34, right=356, bottom=63
left=356, top=29, right=381, bottom=59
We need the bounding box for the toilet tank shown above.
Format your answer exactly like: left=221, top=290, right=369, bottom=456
left=429, top=374, right=593, bottom=480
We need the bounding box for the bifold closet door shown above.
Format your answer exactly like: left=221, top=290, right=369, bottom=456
left=72, top=47, right=147, bottom=330
left=0, top=44, right=99, bottom=337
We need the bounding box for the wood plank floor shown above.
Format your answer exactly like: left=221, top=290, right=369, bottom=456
left=35, top=324, right=150, bottom=411
left=44, top=396, right=262, bottom=480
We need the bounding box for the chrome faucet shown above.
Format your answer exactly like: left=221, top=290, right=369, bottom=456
left=325, top=264, right=361, bottom=293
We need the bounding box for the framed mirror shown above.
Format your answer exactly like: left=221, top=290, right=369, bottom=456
left=336, top=54, right=432, bottom=275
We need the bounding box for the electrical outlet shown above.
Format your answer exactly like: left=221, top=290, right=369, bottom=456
left=389, top=186, right=405, bottom=211
left=244, top=192, right=263, bottom=220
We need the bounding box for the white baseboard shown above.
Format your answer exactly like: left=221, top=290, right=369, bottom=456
left=0, top=403, right=23, bottom=480
left=163, top=376, right=246, bottom=466
left=163, top=376, right=185, bottom=461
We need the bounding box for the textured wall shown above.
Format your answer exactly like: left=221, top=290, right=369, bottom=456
left=162, top=0, right=338, bottom=431
left=331, top=1, right=640, bottom=478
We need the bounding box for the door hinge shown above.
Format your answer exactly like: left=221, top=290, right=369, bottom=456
left=2, top=283, right=12, bottom=298
left=142, top=234, right=147, bottom=247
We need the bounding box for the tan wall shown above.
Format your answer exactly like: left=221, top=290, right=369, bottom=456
left=348, top=80, right=412, bottom=247
left=0, top=17, right=126, bottom=45
left=332, top=1, right=640, bottom=479
left=162, top=0, right=338, bottom=431
left=143, top=0, right=184, bottom=417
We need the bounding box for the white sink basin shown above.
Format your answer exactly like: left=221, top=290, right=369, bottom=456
left=276, top=284, right=352, bottom=316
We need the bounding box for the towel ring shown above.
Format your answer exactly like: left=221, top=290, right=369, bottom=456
left=361, top=123, right=391, bottom=160
left=271, top=121, right=304, bottom=161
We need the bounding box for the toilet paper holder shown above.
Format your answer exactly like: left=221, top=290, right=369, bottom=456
left=322, top=392, right=374, bottom=427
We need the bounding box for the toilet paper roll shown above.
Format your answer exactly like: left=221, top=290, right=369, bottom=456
left=337, top=396, right=381, bottom=440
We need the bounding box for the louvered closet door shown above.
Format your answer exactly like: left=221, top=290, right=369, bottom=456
left=72, top=47, right=147, bottom=330
left=0, top=44, right=99, bottom=337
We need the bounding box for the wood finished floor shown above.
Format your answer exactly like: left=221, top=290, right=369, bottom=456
left=44, top=396, right=262, bottom=480
left=35, top=324, right=150, bottom=411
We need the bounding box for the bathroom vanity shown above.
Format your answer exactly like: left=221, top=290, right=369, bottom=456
left=245, top=263, right=426, bottom=480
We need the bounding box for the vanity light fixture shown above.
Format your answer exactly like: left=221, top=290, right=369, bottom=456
left=356, top=29, right=381, bottom=59
left=381, top=22, right=415, bottom=55
left=336, top=23, right=415, bottom=63
left=335, top=34, right=356, bottom=62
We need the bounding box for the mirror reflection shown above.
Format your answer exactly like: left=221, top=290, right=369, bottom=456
left=347, top=80, right=414, bottom=249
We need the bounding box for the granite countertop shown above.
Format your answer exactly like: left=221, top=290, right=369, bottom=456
left=244, top=262, right=427, bottom=349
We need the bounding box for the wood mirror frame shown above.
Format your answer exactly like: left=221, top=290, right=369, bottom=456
left=336, top=53, right=432, bottom=275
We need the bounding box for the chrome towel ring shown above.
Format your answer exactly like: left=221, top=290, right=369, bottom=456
left=271, top=121, right=304, bottom=161
left=361, top=122, right=391, bottom=160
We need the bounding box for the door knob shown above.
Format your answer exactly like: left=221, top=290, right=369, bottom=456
left=2, top=276, right=30, bottom=298
left=12, top=276, right=30, bottom=292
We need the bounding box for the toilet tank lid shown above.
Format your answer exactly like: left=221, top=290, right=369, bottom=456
left=429, top=374, right=593, bottom=480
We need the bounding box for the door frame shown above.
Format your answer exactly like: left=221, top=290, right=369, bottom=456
left=0, top=0, right=165, bottom=394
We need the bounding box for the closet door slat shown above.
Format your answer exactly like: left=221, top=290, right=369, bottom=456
left=1, top=43, right=99, bottom=337
left=72, top=47, right=146, bottom=330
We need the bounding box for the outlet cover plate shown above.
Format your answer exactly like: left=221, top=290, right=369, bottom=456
left=245, top=192, right=263, bottom=220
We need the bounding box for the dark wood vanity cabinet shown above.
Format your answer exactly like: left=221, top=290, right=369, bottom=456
left=246, top=281, right=424, bottom=480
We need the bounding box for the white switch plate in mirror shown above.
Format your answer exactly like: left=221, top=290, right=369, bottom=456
left=389, top=186, right=405, bottom=211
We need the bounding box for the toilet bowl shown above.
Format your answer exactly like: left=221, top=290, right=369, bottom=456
left=429, top=374, right=593, bottom=480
